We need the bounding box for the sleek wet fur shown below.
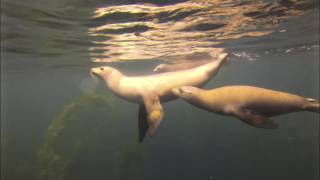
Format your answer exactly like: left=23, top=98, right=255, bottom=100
left=153, top=48, right=226, bottom=73
left=91, top=53, right=228, bottom=142
left=172, top=86, right=319, bottom=128
left=153, top=59, right=212, bottom=73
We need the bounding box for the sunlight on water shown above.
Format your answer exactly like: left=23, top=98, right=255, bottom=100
left=88, top=0, right=313, bottom=62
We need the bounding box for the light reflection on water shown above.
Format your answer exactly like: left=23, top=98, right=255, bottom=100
left=88, top=0, right=314, bottom=62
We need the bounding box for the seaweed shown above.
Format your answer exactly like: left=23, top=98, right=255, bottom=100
left=36, top=93, right=145, bottom=180
left=36, top=93, right=117, bottom=180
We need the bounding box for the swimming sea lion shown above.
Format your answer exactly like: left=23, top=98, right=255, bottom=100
left=153, top=48, right=226, bottom=73
left=153, top=59, right=212, bottom=73
left=172, top=85, right=319, bottom=128
left=91, top=52, right=228, bottom=142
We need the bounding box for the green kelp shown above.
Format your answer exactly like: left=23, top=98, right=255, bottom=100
left=36, top=93, right=118, bottom=180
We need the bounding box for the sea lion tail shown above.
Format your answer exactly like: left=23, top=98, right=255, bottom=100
left=303, top=98, right=320, bottom=113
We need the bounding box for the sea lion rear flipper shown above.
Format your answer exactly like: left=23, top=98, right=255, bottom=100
left=233, top=109, right=279, bottom=129
left=138, top=104, right=148, bottom=142
left=142, top=94, right=164, bottom=137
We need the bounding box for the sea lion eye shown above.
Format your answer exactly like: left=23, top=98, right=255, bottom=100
left=100, top=67, right=104, bottom=71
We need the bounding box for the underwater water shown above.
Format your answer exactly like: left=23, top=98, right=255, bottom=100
left=1, top=0, right=319, bottom=180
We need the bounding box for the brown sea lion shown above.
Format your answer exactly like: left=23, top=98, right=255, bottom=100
left=172, top=85, right=319, bottom=128
left=91, top=52, right=228, bottom=141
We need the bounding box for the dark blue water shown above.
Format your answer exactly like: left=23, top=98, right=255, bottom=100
left=1, top=0, right=319, bottom=180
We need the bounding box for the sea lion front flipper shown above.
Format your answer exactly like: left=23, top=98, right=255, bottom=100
left=142, top=94, right=164, bottom=137
left=233, top=109, right=279, bottom=129
left=138, top=104, right=148, bottom=142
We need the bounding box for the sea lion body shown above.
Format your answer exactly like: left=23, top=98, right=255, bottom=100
left=91, top=53, right=228, bottom=140
left=100, top=59, right=224, bottom=103
left=172, top=86, right=319, bottom=128
left=153, top=48, right=226, bottom=73
left=153, top=59, right=212, bottom=73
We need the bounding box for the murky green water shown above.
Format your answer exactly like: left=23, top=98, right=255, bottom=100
left=1, top=0, right=319, bottom=180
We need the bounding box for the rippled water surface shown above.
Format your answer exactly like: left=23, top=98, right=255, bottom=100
left=1, top=0, right=319, bottom=180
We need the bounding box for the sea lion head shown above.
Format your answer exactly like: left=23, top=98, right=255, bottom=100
left=172, top=86, right=200, bottom=100
left=153, top=64, right=167, bottom=73
left=90, top=66, right=115, bottom=79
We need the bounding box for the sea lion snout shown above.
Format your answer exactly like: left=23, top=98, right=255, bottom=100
left=90, top=67, right=103, bottom=76
left=153, top=64, right=166, bottom=73
left=90, top=66, right=114, bottom=78
left=172, top=86, right=199, bottom=98
left=179, top=86, right=199, bottom=94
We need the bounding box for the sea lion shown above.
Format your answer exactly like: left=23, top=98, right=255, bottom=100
left=153, top=48, right=226, bottom=73
left=153, top=59, right=212, bottom=73
left=172, top=85, right=319, bottom=128
left=91, top=52, right=228, bottom=141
